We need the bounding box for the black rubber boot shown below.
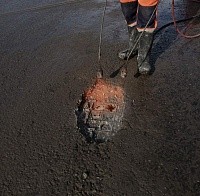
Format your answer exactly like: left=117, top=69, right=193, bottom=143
left=137, top=31, right=154, bottom=74
left=118, top=26, right=139, bottom=60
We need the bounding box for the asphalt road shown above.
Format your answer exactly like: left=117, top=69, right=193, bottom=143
left=0, top=0, right=200, bottom=195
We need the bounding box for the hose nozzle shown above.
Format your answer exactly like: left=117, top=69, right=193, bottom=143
left=97, top=69, right=103, bottom=79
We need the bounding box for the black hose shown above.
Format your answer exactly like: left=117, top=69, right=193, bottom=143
left=155, top=13, right=200, bottom=35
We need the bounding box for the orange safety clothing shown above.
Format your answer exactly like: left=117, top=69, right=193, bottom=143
left=120, top=0, right=158, bottom=31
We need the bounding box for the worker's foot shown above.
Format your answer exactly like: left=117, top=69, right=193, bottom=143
left=137, top=31, right=154, bottom=75
left=138, top=57, right=151, bottom=74
left=118, top=49, right=137, bottom=60
left=118, top=26, right=139, bottom=60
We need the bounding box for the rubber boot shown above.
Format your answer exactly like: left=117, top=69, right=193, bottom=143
left=137, top=31, right=154, bottom=74
left=118, top=26, right=139, bottom=60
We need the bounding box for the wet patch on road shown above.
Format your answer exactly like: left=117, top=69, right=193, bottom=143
left=76, top=79, right=125, bottom=143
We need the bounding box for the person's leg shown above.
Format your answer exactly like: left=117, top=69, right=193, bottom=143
left=118, top=0, right=139, bottom=60
left=137, top=0, right=158, bottom=74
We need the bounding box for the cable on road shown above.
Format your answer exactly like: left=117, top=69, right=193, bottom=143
left=172, top=0, right=200, bottom=38
left=155, top=13, right=200, bottom=35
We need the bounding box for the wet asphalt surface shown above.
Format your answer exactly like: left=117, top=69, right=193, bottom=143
left=0, top=0, right=200, bottom=195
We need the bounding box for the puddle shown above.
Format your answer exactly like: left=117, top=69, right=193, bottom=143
left=76, top=79, right=125, bottom=143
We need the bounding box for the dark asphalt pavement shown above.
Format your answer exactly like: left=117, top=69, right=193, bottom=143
left=0, top=0, right=200, bottom=195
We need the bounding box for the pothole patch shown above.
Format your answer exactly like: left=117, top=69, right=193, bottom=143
left=76, top=79, right=125, bottom=143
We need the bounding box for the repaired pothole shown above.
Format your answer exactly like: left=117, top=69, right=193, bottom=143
left=76, top=79, right=125, bottom=143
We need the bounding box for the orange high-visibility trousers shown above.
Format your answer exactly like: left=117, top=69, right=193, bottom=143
left=120, top=0, right=158, bottom=32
